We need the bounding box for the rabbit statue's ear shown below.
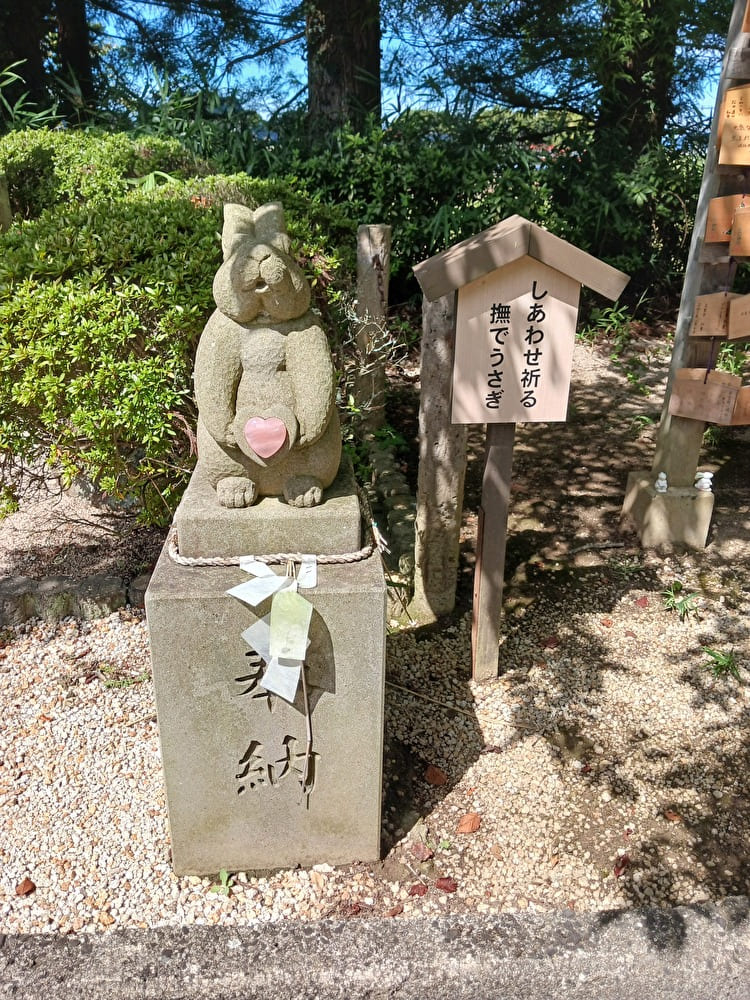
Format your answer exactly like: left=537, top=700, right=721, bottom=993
left=221, top=203, right=256, bottom=259
left=253, top=201, right=292, bottom=254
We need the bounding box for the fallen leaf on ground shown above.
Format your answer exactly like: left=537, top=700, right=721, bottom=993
left=613, top=854, right=630, bottom=878
left=489, top=845, right=504, bottom=862
left=600, top=618, right=613, bottom=628
left=663, top=808, right=682, bottom=823
left=15, top=878, right=35, bottom=896
left=635, top=596, right=649, bottom=608
left=456, top=812, right=481, bottom=834
left=386, top=904, right=404, bottom=917
left=424, top=764, right=448, bottom=786
left=624, top=630, right=637, bottom=638
left=542, top=635, right=560, bottom=649
left=410, top=841, right=434, bottom=862
left=550, top=854, right=560, bottom=868
left=408, top=883, right=428, bottom=897
left=435, top=877, right=458, bottom=893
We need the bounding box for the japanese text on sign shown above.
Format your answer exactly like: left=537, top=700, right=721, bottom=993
left=451, top=257, right=580, bottom=424
left=484, top=281, right=549, bottom=412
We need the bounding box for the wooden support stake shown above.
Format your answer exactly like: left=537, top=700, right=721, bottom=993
left=409, top=292, right=468, bottom=623
left=471, top=422, right=515, bottom=682
left=0, top=174, right=11, bottom=233
left=354, top=223, right=391, bottom=432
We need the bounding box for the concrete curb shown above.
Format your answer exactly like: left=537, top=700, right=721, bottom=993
left=0, top=572, right=151, bottom=626
left=2, top=899, right=749, bottom=999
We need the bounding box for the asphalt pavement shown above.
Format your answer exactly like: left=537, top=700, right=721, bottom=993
left=2, top=897, right=750, bottom=999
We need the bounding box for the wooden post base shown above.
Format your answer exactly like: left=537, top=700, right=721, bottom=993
left=471, top=423, right=515, bottom=682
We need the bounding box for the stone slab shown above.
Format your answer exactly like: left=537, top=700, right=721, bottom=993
left=75, top=574, right=126, bottom=619
left=145, top=539, right=386, bottom=875
left=173, top=460, right=362, bottom=558
left=0, top=575, right=38, bottom=625
left=622, top=471, right=715, bottom=549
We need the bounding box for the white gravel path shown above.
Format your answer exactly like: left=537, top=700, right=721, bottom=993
left=1, top=340, right=749, bottom=934
left=2, top=547, right=748, bottom=935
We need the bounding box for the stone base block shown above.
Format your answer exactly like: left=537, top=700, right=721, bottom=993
left=145, top=540, right=386, bottom=875
left=174, top=460, right=361, bottom=558
left=621, top=471, right=714, bottom=549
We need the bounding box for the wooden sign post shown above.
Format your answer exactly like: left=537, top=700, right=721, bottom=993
left=414, top=216, right=629, bottom=681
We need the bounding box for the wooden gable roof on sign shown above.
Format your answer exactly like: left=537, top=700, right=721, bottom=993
left=413, top=215, right=630, bottom=302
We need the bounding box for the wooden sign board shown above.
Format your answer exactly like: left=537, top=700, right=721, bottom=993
left=731, top=386, right=750, bottom=425
left=727, top=34, right=750, bottom=79
left=413, top=216, right=628, bottom=684
left=729, top=205, right=750, bottom=255
left=413, top=215, right=629, bottom=304
left=668, top=368, right=741, bottom=425
left=689, top=291, right=738, bottom=338
left=705, top=194, right=748, bottom=242
left=719, top=117, right=750, bottom=165
left=716, top=84, right=750, bottom=152
left=728, top=292, right=750, bottom=340
left=452, top=256, right=580, bottom=425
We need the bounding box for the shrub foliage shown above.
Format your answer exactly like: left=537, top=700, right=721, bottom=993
left=0, top=130, right=354, bottom=523
left=0, top=113, right=705, bottom=523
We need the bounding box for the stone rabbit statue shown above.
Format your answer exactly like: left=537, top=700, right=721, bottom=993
left=194, top=202, right=341, bottom=508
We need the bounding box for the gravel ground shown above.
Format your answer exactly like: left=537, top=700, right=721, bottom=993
left=1, top=339, right=750, bottom=934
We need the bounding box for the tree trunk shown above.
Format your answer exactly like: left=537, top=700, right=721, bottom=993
left=55, top=0, right=95, bottom=116
left=596, top=0, right=682, bottom=152
left=305, top=0, right=381, bottom=137
left=0, top=0, right=52, bottom=112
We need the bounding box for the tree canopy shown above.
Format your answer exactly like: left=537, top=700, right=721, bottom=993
left=0, top=0, right=733, bottom=138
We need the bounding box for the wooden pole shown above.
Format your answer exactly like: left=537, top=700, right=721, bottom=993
left=651, top=0, right=745, bottom=486
left=471, top=422, right=515, bottom=682
left=409, top=292, right=468, bottom=623
left=354, top=224, right=391, bottom=432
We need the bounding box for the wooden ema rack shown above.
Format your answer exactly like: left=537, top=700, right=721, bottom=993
left=669, top=290, right=750, bottom=426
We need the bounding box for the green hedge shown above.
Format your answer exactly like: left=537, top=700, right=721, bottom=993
left=0, top=130, right=355, bottom=524
left=0, top=129, right=200, bottom=217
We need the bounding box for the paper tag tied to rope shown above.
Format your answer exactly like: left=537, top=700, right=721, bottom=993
left=269, top=589, right=313, bottom=661
left=260, top=658, right=303, bottom=703
left=241, top=615, right=272, bottom=662
left=297, top=555, right=317, bottom=589
left=238, top=556, right=275, bottom=576
left=226, top=572, right=297, bottom=608
left=240, top=612, right=311, bottom=704
left=231, top=564, right=317, bottom=800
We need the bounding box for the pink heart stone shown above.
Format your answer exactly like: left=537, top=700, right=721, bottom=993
left=244, top=417, right=287, bottom=458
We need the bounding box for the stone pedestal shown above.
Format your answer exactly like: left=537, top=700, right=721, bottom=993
left=174, top=461, right=362, bottom=558
left=146, top=543, right=386, bottom=875
left=622, top=471, right=714, bottom=549
left=147, top=463, right=386, bottom=875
